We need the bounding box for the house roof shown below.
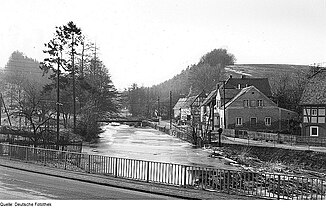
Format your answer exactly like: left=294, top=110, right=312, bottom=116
left=173, top=91, right=206, bottom=109
left=300, top=69, right=326, bottom=105
left=201, top=90, right=217, bottom=106
left=224, top=85, right=276, bottom=109
left=225, top=77, right=272, bottom=97
left=224, top=86, right=255, bottom=108
left=173, top=98, right=187, bottom=110
left=220, top=88, right=242, bottom=100
left=183, top=96, right=197, bottom=108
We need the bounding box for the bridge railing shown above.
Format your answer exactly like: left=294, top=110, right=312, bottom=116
left=0, top=143, right=325, bottom=200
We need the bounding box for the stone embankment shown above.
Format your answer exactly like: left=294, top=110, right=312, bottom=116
left=210, top=143, right=326, bottom=178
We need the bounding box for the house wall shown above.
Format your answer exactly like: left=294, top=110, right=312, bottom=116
left=222, top=87, right=297, bottom=132
left=173, top=109, right=181, bottom=118
left=180, top=108, right=191, bottom=121
left=302, top=105, right=326, bottom=137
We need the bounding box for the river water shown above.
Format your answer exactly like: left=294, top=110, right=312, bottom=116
left=82, top=124, right=238, bottom=170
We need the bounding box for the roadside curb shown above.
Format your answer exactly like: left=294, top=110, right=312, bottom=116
left=0, top=158, right=256, bottom=200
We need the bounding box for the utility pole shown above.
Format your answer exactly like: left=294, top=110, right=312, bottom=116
left=157, top=96, right=160, bottom=117
left=169, top=91, right=172, bottom=129
left=72, top=33, right=76, bottom=132
left=56, top=57, right=60, bottom=145
left=147, top=88, right=150, bottom=118
left=223, top=81, right=226, bottom=129
left=80, top=38, right=85, bottom=78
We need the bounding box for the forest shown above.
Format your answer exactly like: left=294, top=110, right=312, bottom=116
left=0, top=21, right=119, bottom=145
left=123, top=48, right=236, bottom=119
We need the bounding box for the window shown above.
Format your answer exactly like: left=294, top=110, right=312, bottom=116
left=318, top=117, right=325, bottom=123
left=310, top=126, right=319, bottom=137
left=311, top=117, right=317, bottom=123
left=236, top=117, right=242, bottom=126
left=257, top=100, right=264, bottom=107
left=243, top=100, right=249, bottom=107
left=311, top=109, right=318, bottom=116
left=265, top=117, right=271, bottom=126
left=250, top=117, right=257, bottom=126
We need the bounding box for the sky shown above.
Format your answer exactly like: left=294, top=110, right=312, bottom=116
left=0, top=0, right=325, bottom=90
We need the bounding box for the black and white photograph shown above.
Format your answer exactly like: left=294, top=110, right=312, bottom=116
left=0, top=0, right=326, bottom=205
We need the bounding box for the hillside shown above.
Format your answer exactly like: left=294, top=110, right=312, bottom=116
left=224, top=64, right=310, bottom=79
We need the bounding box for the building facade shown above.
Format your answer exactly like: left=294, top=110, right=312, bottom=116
left=217, top=86, right=297, bottom=132
left=300, top=68, right=326, bottom=138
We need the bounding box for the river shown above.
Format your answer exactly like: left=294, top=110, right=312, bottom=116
left=82, top=124, right=238, bottom=170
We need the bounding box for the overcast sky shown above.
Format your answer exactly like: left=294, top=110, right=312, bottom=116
left=0, top=0, right=325, bottom=90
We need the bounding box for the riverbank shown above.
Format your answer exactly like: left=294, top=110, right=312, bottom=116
left=209, top=143, right=326, bottom=179
left=149, top=121, right=326, bottom=178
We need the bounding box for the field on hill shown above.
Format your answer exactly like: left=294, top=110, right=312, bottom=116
left=224, top=64, right=310, bottom=79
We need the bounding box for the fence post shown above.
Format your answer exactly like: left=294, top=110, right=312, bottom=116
left=88, top=154, right=91, bottom=173
left=277, top=175, right=281, bottom=200
left=183, top=165, right=187, bottom=187
left=25, top=147, right=28, bottom=162
left=64, top=152, right=67, bottom=170
left=44, top=150, right=47, bottom=166
left=227, top=170, right=231, bottom=194
left=9, top=145, right=11, bottom=160
left=115, top=157, right=118, bottom=177
left=146, top=161, right=150, bottom=182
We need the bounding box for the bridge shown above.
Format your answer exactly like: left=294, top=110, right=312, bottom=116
left=97, top=118, right=146, bottom=123
left=97, top=119, right=145, bottom=123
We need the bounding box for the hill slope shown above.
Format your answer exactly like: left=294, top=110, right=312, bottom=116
left=224, top=64, right=310, bottom=79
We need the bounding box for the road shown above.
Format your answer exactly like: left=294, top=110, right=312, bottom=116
left=0, top=166, right=177, bottom=200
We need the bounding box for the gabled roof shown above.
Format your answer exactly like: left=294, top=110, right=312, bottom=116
left=220, top=88, right=242, bottom=100
left=201, top=90, right=216, bottom=106
left=183, top=96, right=197, bottom=108
left=225, top=76, right=272, bottom=97
left=300, top=69, right=326, bottom=105
left=173, top=91, right=206, bottom=109
left=224, top=86, right=255, bottom=108
left=224, top=85, right=277, bottom=109
left=173, top=98, right=187, bottom=110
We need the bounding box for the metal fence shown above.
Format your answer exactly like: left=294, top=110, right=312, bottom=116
left=0, top=143, right=325, bottom=200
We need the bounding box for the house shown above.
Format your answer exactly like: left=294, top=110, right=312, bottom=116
left=200, top=75, right=297, bottom=133
left=216, top=85, right=297, bottom=132
left=173, top=98, right=187, bottom=119
left=300, top=67, right=326, bottom=138
left=173, top=91, right=206, bottom=125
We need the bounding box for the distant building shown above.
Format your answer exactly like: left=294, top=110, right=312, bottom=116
left=173, top=98, right=187, bottom=118
left=300, top=67, right=326, bottom=138
left=173, top=91, right=206, bottom=125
